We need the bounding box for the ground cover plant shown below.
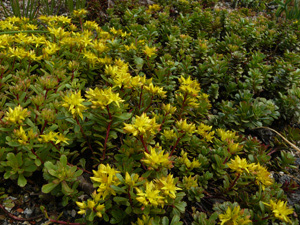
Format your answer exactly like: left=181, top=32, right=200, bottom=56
left=0, top=0, right=300, bottom=224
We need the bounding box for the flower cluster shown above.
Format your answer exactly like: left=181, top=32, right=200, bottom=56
left=4, top=105, right=30, bottom=124
left=135, top=174, right=181, bottom=208
left=76, top=191, right=105, bottom=218
left=123, top=113, right=160, bottom=137
left=90, top=164, right=121, bottom=199
left=61, top=91, right=87, bottom=120
left=85, top=87, right=124, bottom=109
left=227, top=156, right=274, bottom=190
left=141, top=145, right=173, bottom=170
left=219, top=205, right=252, bottom=225
left=264, top=199, right=294, bottom=223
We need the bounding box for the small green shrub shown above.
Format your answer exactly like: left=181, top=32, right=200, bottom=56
left=0, top=1, right=299, bottom=224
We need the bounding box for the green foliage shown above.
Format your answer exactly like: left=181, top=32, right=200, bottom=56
left=0, top=1, right=299, bottom=224
left=42, top=155, right=83, bottom=206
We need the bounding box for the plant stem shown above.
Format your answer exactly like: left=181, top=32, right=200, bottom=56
left=226, top=173, right=241, bottom=192
left=170, top=133, right=185, bottom=156
left=31, top=148, right=44, bottom=164
left=143, top=95, right=153, bottom=113
left=67, top=163, right=92, bottom=175
left=0, top=203, right=43, bottom=221
left=102, top=105, right=112, bottom=160
left=40, top=120, right=48, bottom=134
left=75, top=117, right=94, bottom=155
left=49, top=218, right=85, bottom=225
left=140, top=135, right=149, bottom=153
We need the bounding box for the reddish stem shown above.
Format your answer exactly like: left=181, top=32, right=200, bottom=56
left=160, top=112, right=169, bottom=129
left=226, top=173, right=241, bottom=192
left=75, top=118, right=94, bottom=155
left=40, top=120, right=48, bottom=134
left=143, top=95, right=153, bottom=113
left=50, top=141, right=60, bottom=151
left=31, top=148, right=44, bottom=164
left=67, top=163, right=92, bottom=175
left=170, top=133, right=185, bottom=156
left=0, top=203, right=43, bottom=221
left=140, top=135, right=149, bottom=153
left=102, top=105, right=112, bottom=160
left=49, top=218, right=85, bottom=225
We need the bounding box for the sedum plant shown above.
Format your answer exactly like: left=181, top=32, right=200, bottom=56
left=0, top=1, right=299, bottom=225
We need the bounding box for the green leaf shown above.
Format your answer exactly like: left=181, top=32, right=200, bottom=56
left=125, top=206, right=132, bottom=214
left=111, top=185, right=126, bottom=194
left=18, top=174, right=27, bottom=187
left=115, top=113, right=132, bottom=121
left=60, top=155, right=68, bottom=166
left=113, top=196, right=129, bottom=204
left=173, top=201, right=186, bottom=213
left=162, top=216, right=169, bottom=225
left=61, top=181, right=74, bottom=194
left=115, top=173, right=124, bottom=183
left=42, top=182, right=59, bottom=193
left=24, top=164, right=37, bottom=172
left=170, top=215, right=182, bottom=225
left=35, top=158, right=42, bottom=167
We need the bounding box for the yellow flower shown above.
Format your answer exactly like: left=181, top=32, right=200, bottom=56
left=135, top=181, right=165, bottom=207
left=178, top=76, right=201, bottom=96
left=182, top=175, right=198, bottom=189
left=42, top=41, right=60, bottom=56
left=61, top=90, right=87, bottom=120
left=55, top=133, right=70, bottom=145
left=227, top=155, right=250, bottom=174
left=124, top=113, right=160, bottom=137
left=56, top=16, right=71, bottom=24
left=216, top=128, right=238, bottom=141
left=73, top=9, right=88, bottom=17
left=82, top=50, right=99, bottom=67
left=264, top=200, right=294, bottom=223
left=176, top=119, right=196, bottom=134
left=132, top=215, right=154, bottom=225
left=162, top=129, right=177, bottom=140
left=146, top=4, right=161, bottom=13
left=14, top=126, right=28, bottom=145
left=84, top=20, right=99, bottom=30
left=48, top=27, right=69, bottom=39
left=91, top=164, right=120, bottom=199
left=155, top=174, right=181, bottom=199
left=228, top=140, right=243, bottom=154
left=248, top=163, right=273, bottom=190
left=76, top=201, right=87, bottom=215
left=38, top=131, right=57, bottom=143
left=8, top=47, right=28, bottom=59
left=85, top=87, right=124, bottom=109
left=197, top=123, right=215, bottom=142
left=5, top=105, right=30, bottom=124
left=219, top=205, right=252, bottom=225
left=76, top=194, right=105, bottom=218
left=125, top=43, right=137, bottom=51
left=142, top=145, right=172, bottom=170
left=144, top=83, right=167, bottom=98
left=143, top=45, right=156, bottom=57
left=178, top=151, right=201, bottom=169
left=162, top=103, right=177, bottom=114
left=125, top=172, right=139, bottom=187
